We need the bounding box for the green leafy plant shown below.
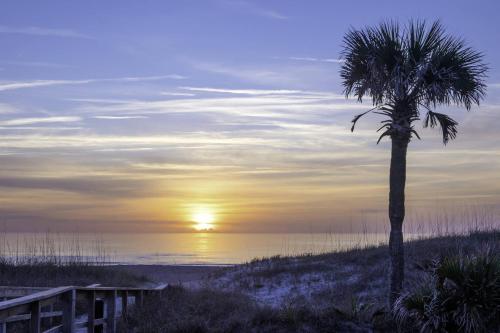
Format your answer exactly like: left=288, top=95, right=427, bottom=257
left=395, top=250, right=500, bottom=332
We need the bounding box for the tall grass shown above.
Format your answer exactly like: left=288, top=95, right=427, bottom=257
left=248, top=205, right=499, bottom=264
left=0, top=232, right=148, bottom=287
left=0, top=232, right=110, bottom=266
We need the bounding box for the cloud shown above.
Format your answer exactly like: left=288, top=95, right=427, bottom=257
left=191, top=62, right=288, bottom=85
left=0, top=103, right=18, bottom=114
left=0, top=80, right=79, bottom=91
left=160, top=92, right=196, bottom=97
left=0, top=126, right=82, bottom=131
left=71, top=89, right=361, bottom=120
left=0, top=133, right=280, bottom=150
left=0, top=25, right=91, bottom=39
left=187, top=59, right=340, bottom=88
left=257, top=9, right=288, bottom=20
left=0, top=116, right=81, bottom=126
left=288, top=57, right=345, bottom=63
left=0, top=175, right=156, bottom=197
left=0, top=61, right=72, bottom=68
left=220, top=0, right=288, bottom=20
left=116, top=74, right=186, bottom=81
left=0, top=75, right=186, bottom=92
left=180, top=87, right=302, bottom=95
left=93, top=115, right=149, bottom=120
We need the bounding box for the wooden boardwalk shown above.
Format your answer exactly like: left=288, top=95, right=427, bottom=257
left=0, top=284, right=167, bottom=333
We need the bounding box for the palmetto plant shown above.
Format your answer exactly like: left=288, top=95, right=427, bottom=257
left=340, top=20, right=487, bottom=306
left=394, top=251, right=500, bottom=332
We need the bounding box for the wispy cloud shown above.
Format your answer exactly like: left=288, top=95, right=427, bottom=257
left=1, top=61, right=72, bottom=68
left=0, top=133, right=279, bottom=150
left=220, top=0, right=288, bottom=20
left=288, top=57, right=344, bottom=63
left=72, top=89, right=361, bottom=120
left=0, top=75, right=186, bottom=92
left=188, top=59, right=339, bottom=88
left=180, top=87, right=301, bottom=95
left=258, top=9, right=288, bottom=20
left=0, top=25, right=91, bottom=39
left=93, top=115, right=149, bottom=120
left=113, top=75, right=186, bottom=81
left=180, top=87, right=345, bottom=99
left=0, top=103, right=18, bottom=114
left=0, top=80, right=79, bottom=91
left=0, top=126, right=83, bottom=131
left=192, top=62, right=285, bottom=84
left=0, top=116, right=81, bottom=126
left=160, top=91, right=196, bottom=97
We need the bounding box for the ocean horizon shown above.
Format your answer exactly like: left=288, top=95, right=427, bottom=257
left=0, top=232, right=399, bottom=265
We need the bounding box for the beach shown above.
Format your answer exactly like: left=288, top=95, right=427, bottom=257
left=110, top=264, right=225, bottom=286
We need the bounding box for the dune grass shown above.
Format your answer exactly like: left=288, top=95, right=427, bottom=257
left=0, top=262, right=148, bottom=287
left=0, top=232, right=148, bottom=287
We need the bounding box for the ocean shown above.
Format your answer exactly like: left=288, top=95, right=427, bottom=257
left=0, top=232, right=397, bottom=265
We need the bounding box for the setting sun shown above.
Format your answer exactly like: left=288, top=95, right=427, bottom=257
left=192, top=211, right=215, bottom=231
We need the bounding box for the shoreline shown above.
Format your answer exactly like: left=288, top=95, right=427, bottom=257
left=107, top=263, right=235, bottom=267
left=109, top=264, right=227, bottom=285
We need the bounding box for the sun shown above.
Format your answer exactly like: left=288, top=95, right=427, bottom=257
left=192, top=211, right=215, bottom=231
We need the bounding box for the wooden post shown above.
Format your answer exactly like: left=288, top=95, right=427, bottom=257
left=87, top=290, right=96, bottom=333
left=121, top=291, right=128, bottom=316
left=47, top=303, right=54, bottom=328
left=136, top=290, right=144, bottom=307
left=105, top=290, right=117, bottom=333
left=29, top=300, right=41, bottom=333
left=0, top=286, right=161, bottom=332
left=62, top=289, right=76, bottom=333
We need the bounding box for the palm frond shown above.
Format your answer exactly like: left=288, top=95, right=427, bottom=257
left=410, top=127, right=421, bottom=140
left=419, top=35, right=488, bottom=110
left=377, top=127, right=392, bottom=144
left=340, top=20, right=404, bottom=105
left=407, top=20, right=444, bottom=64
left=395, top=252, right=500, bottom=332
left=350, top=106, right=378, bottom=132
left=424, top=111, right=458, bottom=144
left=340, top=20, right=487, bottom=143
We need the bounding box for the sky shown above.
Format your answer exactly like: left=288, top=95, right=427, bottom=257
left=0, top=0, right=499, bottom=233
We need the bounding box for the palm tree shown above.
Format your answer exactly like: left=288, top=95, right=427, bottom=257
left=340, top=20, right=487, bottom=306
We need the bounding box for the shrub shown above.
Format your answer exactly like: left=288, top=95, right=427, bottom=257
left=120, top=286, right=258, bottom=333
left=120, top=286, right=374, bottom=333
left=395, top=250, right=500, bottom=332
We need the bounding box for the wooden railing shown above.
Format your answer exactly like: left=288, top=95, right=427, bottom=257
left=0, top=284, right=167, bottom=333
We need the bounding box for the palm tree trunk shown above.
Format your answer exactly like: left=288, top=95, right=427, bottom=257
left=388, top=136, right=409, bottom=307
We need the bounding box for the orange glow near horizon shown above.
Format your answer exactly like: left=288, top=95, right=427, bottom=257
left=191, top=208, right=216, bottom=231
